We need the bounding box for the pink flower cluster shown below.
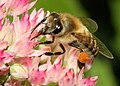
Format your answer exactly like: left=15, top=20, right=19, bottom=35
left=0, top=0, right=98, bottom=86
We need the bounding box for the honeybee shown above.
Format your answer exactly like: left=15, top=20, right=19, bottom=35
left=31, top=12, right=113, bottom=69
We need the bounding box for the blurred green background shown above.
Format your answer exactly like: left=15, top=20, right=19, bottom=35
left=33, top=0, right=120, bottom=86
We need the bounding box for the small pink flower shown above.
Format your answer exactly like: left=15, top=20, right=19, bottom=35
left=80, top=76, right=98, bottom=86
left=59, top=68, right=98, bottom=86
left=58, top=69, right=75, bottom=86
left=0, top=18, right=14, bottom=45
left=0, top=50, right=15, bottom=66
left=46, top=56, right=65, bottom=82
left=0, top=8, right=46, bottom=57
left=29, top=68, right=47, bottom=85
left=29, top=8, right=45, bottom=29
left=0, top=0, right=37, bottom=18
left=9, top=36, right=36, bottom=57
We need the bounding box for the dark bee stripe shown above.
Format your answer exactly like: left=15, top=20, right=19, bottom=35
left=81, top=32, right=99, bottom=58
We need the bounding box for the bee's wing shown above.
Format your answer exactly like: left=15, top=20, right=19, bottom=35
left=79, top=17, right=98, bottom=33
left=94, top=36, right=114, bottom=59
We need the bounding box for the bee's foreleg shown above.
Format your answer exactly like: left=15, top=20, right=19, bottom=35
left=31, top=30, right=43, bottom=40
left=31, top=17, right=47, bottom=34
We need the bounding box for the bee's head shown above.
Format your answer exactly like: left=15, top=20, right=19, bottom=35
left=42, top=13, right=63, bottom=36
left=42, top=12, right=77, bottom=37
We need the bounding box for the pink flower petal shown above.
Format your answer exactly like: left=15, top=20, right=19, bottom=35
left=0, top=41, right=8, bottom=50
left=46, top=56, right=66, bottom=82
left=0, top=50, right=15, bottom=65
left=0, top=0, right=37, bottom=17
left=59, top=69, right=75, bottom=86
left=80, top=76, right=98, bottom=86
left=0, top=18, right=3, bottom=30
left=29, top=68, right=47, bottom=85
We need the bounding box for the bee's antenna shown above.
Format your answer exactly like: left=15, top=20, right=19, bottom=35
left=31, top=17, right=47, bottom=34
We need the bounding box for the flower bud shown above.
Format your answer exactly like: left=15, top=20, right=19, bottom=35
left=10, top=64, right=28, bottom=81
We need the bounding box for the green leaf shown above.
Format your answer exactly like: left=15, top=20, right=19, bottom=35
left=38, top=35, right=46, bottom=43
left=34, top=36, right=46, bottom=50
left=34, top=45, right=40, bottom=50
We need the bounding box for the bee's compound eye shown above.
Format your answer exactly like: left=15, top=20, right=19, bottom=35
left=53, top=24, right=63, bottom=34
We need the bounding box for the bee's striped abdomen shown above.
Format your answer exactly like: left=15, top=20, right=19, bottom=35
left=79, top=31, right=99, bottom=58
left=71, top=31, right=99, bottom=58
